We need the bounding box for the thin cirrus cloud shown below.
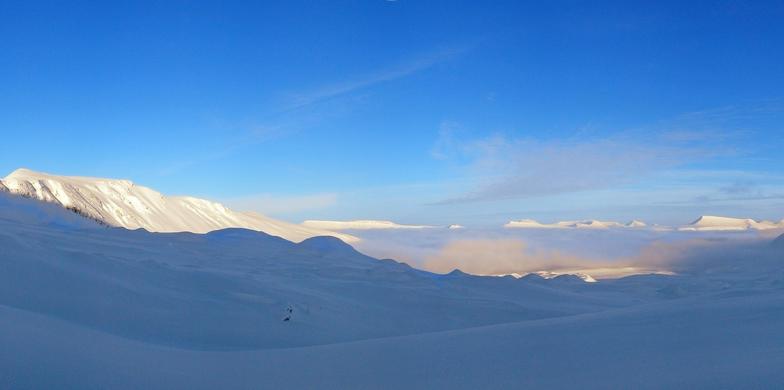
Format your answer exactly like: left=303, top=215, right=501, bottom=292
left=157, top=126, right=287, bottom=177
left=158, top=45, right=470, bottom=177
left=429, top=101, right=784, bottom=205
left=282, top=45, right=471, bottom=112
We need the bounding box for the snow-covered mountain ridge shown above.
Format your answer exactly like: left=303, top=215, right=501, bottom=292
left=679, top=215, right=784, bottom=231
left=504, top=219, right=645, bottom=229
left=0, top=168, right=356, bottom=243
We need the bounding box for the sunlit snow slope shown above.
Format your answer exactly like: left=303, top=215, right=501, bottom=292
left=0, top=168, right=355, bottom=243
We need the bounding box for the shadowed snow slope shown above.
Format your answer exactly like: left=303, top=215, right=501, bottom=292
left=1, top=193, right=784, bottom=388
left=773, top=233, right=784, bottom=249
left=3, top=294, right=783, bottom=389
left=1, top=168, right=355, bottom=242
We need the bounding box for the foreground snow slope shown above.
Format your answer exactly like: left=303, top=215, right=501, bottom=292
left=2, top=291, right=782, bottom=389
left=2, top=192, right=783, bottom=388
left=0, top=168, right=355, bottom=242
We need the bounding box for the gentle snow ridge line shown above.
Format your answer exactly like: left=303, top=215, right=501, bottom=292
left=1, top=168, right=357, bottom=243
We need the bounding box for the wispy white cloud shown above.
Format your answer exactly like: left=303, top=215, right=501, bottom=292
left=429, top=100, right=784, bottom=204
left=429, top=103, right=775, bottom=204
left=432, top=132, right=721, bottom=203
left=159, top=45, right=470, bottom=177
left=157, top=126, right=287, bottom=177
left=283, top=45, right=470, bottom=111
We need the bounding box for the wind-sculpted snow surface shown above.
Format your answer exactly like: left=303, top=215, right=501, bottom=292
left=1, top=168, right=356, bottom=243
left=1, top=193, right=784, bottom=388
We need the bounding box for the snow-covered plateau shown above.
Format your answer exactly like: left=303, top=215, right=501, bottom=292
left=1, top=180, right=783, bottom=388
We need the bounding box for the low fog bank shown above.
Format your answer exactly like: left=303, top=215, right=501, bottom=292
left=350, top=227, right=784, bottom=279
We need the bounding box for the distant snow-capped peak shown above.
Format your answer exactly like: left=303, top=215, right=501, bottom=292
left=504, top=215, right=784, bottom=232
left=625, top=220, right=647, bottom=228
left=679, top=215, right=784, bottom=232
left=507, top=271, right=597, bottom=283
left=1, top=168, right=356, bottom=243
left=504, top=218, right=643, bottom=230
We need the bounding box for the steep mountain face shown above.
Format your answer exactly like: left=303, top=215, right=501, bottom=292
left=679, top=215, right=783, bottom=231
left=0, top=168, right=355, bottom=243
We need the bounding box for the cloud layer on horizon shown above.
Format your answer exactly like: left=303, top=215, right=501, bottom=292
left=350, top=227, right=783, bottom=279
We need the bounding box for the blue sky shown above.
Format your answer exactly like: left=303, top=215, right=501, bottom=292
left=1, top=1, right=783, bottom=226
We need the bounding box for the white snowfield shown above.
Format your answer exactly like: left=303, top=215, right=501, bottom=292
left=302, top=219, right=435, bottom=230
left=0, top=168, right=356, bottom=243
left=1, top=192, right=784, bottom=388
